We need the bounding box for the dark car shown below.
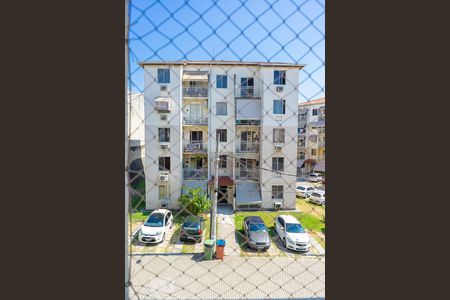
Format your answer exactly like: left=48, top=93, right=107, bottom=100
left=243, top=216, right=271, bottom=251
left=180, top=215, right=206, bottom=243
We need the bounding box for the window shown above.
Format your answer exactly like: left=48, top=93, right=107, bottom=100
left=217, top=129, right=227, bottom=142
left=273, top=128, right=285, bottom=143
left=272, top=185, right=284, bottom=199
left=216, top=102, right=227, bottom=116
left=272, top=157, right=284, bottom=172
left=311, top=149, right=317, bottom=156
left=158, top=128, right=170, bottom=142
left=299, top=152, right=305, bottom=159
left=216, top=75, right=227, bottom=88
left=273, top=99, right=286, bottom=114
left=312, top=109, right=318, bottom=116
left=157, top=69, right=170, bottom=84
left=274, top=70, right=286, bottom=85
left=219, top=155, right=227, bottom=168
left=159, top=185, right=169, bottom=200
left=158, top=157, right=171, bottom=171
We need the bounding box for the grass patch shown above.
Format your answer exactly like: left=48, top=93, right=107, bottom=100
left=296, top=197, right=325, bottom=219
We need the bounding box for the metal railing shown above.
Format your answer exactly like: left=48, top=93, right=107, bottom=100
left=183, top=116, right=208, bottom=125
left=183, top=141, right=207, bottom=153
left=235, top=87, right=262, bottom=98
left=236, top=141, right=260, bottom=153
left=182, top=87, right=208, bottom=97
left=183, top=168, right=208, bottom=180
left=234, top=168, right=259, bottom=180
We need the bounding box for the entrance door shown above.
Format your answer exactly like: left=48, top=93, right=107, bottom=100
left=190, top=131, right=203, bottom=150
left=240, top=131, right=257, bottom=152
left=189, top=104, right=202, bottom=123
left=218, top=186, right=228, bottom=204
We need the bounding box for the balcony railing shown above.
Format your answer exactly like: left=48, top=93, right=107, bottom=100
left=183, top=168, right=208, bottom=180
left=183, top=87, right=208, bottom=97
left=183, top=141, right=207, bottom=153
left=183, top=116, right=208, bottom=125
left=235, top=87, right=261, bottom=98
left=236, top=141, right=260, bottom=153
left=235, top=168, right=259, bottom=180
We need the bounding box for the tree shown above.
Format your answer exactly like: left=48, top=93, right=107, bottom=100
left=178, top=186, right=211, bottom=215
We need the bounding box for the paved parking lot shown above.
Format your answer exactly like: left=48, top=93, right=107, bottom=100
left=129, top=254, right=325, bottom=300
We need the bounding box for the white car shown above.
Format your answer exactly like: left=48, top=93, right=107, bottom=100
left=274, top=215, right=311, bottom=252
left=309, top=190, right=325, bottom=205
left=308, top=173, right=324, bottom=182
left=295, top=184, right=316, bottom=198
left=138, top=209, right=173, bottom=243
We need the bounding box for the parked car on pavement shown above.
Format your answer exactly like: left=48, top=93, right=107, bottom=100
left=180, top=215, right=206, bottom=243
left=308, top=172, right=324, bottom=182
left=295, top=184, right=316, bottom=198
left=309, top=190, right=325, bottom=205
left=138, top=209, right=173, bottom=244
left=243, top=216, right=271, bottom=251
left=274, top=215, right=311, bottom=252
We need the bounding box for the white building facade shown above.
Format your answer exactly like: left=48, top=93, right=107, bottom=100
left=141, top=61, right=304, bottom=211
left=297, top=97, right=325, bottom=175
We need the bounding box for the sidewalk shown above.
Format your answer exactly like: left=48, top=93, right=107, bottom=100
left=216, top=205, right=241, bottom=256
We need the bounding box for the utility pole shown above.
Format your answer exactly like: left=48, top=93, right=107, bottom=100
left=210, top=132, right=220, bottom=240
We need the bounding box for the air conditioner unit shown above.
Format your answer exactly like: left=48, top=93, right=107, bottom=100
left=273, top=201, right=282, bottom=210
left=160, top=202, right=169, bottom=209
left=276, top=86, right=284, bottom=92
left=160, top=114, right=168, bottom=121
left=274, top=144, right=283, bottom=151
left=160, top=144, right=168, bottom=151
left=159, top=172, right=169, bottom=182
left=160, top=85, right=167, bottom=92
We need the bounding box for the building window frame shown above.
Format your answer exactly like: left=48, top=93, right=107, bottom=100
left=273, top=99, right=286, bottom=114
left=157, top=69, right=170, bottom=84
left=274, top=70, right=286, bottom=85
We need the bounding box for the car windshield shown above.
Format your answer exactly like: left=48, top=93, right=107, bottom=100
left=249, top=223, right=267, bottom=232
left=144, top=214, right=164, bottom=227
left=286, top=223, right=305, bottom=233
left=297, top=186, right=305, bottom=191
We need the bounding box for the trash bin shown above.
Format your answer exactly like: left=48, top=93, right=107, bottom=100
left=215, top=239, right=226, bottom=260
left=203, top=239, right=215, bottom=260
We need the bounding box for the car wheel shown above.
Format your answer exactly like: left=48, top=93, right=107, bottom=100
left=162, top=233, right=166, bottom=242
left=283, top=238, right=287, bottom=248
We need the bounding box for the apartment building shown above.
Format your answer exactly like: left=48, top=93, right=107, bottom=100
left=297, top=97, right=325, bottom=175
left=128, top=92, right=145, bottom=184
left=140, top=60, right=304, bottom=211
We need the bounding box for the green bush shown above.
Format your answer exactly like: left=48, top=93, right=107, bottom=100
left=178, top=186, right=211, bottom=215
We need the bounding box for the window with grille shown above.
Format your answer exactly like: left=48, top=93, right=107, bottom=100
left=272, top=185, right=284, bottom=199
left=274, top=70, right=286, bottom=85
left=216, top=102, right=227, bottom=116
left=273, top=128, right=285, bottom=143
left=158, top=128, right=170, bottom=142
left=158, top=185, right=170, bottom=199
left=158, top=157, right=171, bottom=171
left=312, top=109, right=318, bottom=116
left=272, top=157, right=284, bottom=172
left=217, top=129, right=227, bottom=142
left=157, top=69, right=170, bottom=84
left=273, top=99, right=286, bottom=114
left=219, top=155, right=227, bottom=168
left=216, top=75, right=227, bottom=88
left=311, top=149, right=317, bottom=156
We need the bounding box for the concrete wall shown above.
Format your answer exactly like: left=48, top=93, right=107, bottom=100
left=144, top=66, right=183, bottom=210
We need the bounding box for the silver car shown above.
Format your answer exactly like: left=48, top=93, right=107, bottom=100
left=243, top=216, right=271, bottom=251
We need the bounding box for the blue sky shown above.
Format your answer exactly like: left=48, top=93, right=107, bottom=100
left=128, top=0, right=325, bottom=102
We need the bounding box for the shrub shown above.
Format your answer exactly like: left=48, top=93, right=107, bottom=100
left=178, top=186, right=211, bottom=215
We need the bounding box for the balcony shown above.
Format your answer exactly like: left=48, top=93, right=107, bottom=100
left=235, top=168, right=259, bottom=181
left=183, top=116, right=208, bottom=126
left=183, top=168, right=208, bottom=180
left=183, top=87, right=208, bottom=97
left=236, top=141, right=260, bottom=153
left=235, top=87, right=261, bottom=99
left=183, top=141, right=207, bottom=154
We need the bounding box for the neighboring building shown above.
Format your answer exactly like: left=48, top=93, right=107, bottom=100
left=297, top=97, right=325, bottom=175
left=140, top=60, right=304, bottom=211
left=128, top=92, right=145, bottom=184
